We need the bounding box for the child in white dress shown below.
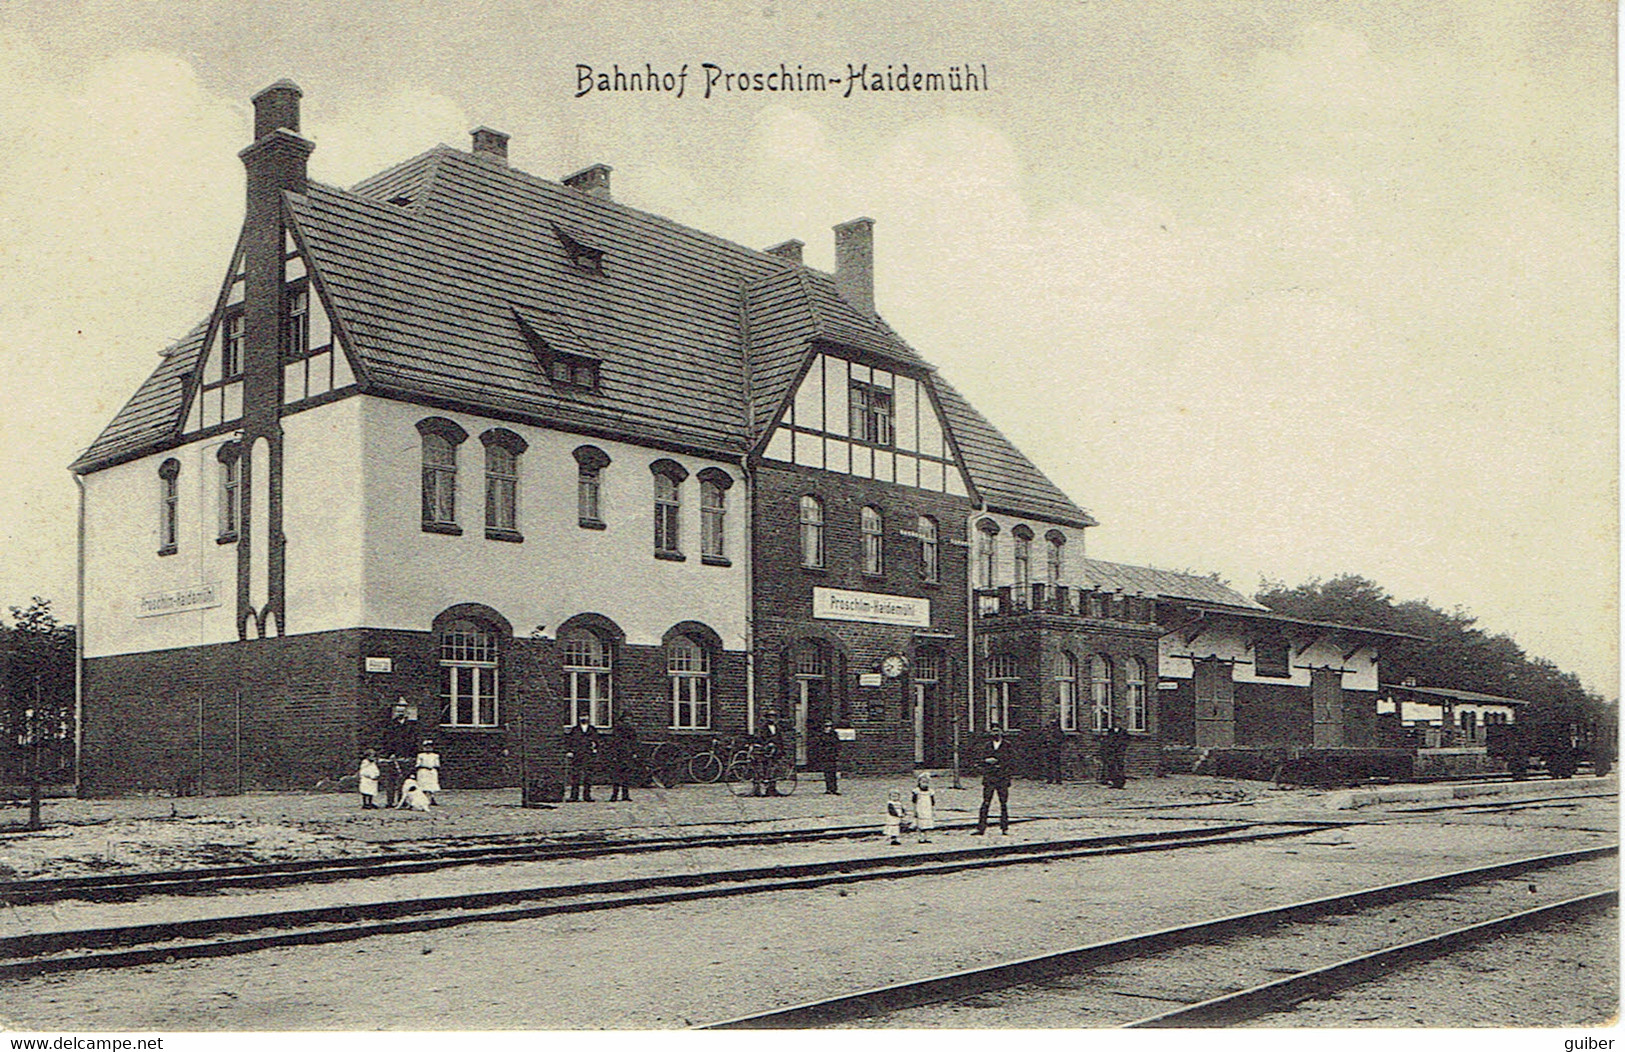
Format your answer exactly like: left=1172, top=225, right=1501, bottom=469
left=414, top=740, right=441, bottom=805
left=358, top=751, right=380, bottom=809
left=911, top=773, right=936, bottom=843
left=884, top=789, right=906, bottom=845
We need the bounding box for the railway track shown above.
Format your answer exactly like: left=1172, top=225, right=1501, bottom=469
left=0, top=814, right=1066, bottom=906
left=0, top=821, right=1327, bottom=978
left=699, top=845, right=1618, bottom=1028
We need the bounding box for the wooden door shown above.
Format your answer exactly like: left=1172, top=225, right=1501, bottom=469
left=1311, top=667, right=1343, bottom=747
left=1193, top=659, right=1234, bottom=747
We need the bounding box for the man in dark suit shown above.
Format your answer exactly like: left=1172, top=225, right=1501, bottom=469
left=974, top=726, right=1014, bottom=835
left=809, top=719, right=841, bottom=795
left=754, top=714, right=786, bottom=797
left=382, top=697, right=420, bottom=807
left=564, top=713, right=598, bottom=802
left=1103, top=725, right=1129, bottom=789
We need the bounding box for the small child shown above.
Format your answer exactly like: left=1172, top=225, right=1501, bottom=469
left=398, top=775, right=431, bottom=812
left=414, top=740, right=441, bottom=805
left=358, top=750, right=380, bottom=809
left=884, top=789, right=906, bottom=845
left=911, top=773, right=936, bottom=843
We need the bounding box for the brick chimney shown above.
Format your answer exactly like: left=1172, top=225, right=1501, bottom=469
left=833, top=217, right=875, bottom=314
left=234, top=79, right=313, bottom=641
left=765, top=239, right=804, bottom=263
left=471, top=126, right=509, bottom=165
left=563, top=163, right=612, bottom=200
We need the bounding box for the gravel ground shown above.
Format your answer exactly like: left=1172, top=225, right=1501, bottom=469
left=1244, top=907, right=1620, bottom=1027
left=0, top=773, right=1280, bottom=879
left=0, top=797, right=1612, bottom=1031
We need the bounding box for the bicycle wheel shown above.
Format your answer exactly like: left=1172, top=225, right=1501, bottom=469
left=687, top=751, right=723, bottom=784
left=641, top=743, right=672, bottom=788
left=727, top=760, right=758, bottom=795
left=777, top=765, right=798, bottom=796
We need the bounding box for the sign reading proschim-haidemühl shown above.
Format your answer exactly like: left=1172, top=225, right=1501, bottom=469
left=812, top=586, right=930, bottom=627
left=134, top=582, right=222, bottom=618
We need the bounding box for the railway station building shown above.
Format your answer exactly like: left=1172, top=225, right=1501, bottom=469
left=70, top=81, right=1419, bottom=795
left=70, top=81, right=1090, bottom=794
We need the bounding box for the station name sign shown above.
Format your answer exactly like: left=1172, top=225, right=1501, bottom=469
left=812, top=587, right=930, bottom=628
left=135, top=582, right=222, bottom=618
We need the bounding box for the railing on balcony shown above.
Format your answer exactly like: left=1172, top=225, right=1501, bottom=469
left=975, top=585, right=1158, bottom=625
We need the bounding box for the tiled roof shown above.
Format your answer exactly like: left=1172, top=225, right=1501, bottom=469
left=1073, top=558, right=1262, bottom=608
left=1391, top=685, right=1526, bottom=706
left=70, top=323, right=207, bottom=472
left=933, top=376, right=1096, bottom=528
left=72, top=142, right=1101, bottom=529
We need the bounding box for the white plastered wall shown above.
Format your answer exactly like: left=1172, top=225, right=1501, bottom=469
left=82, top=397, right=369, bottom=659
left=358, top=397, right=748, bottom=649
left=969, top=509, right=1090, bottom=590
left=1158, top=631, right=1380, bottom=692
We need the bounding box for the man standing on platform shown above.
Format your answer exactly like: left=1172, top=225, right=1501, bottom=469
left=383, top=697, right=420, bottom=807
left=810, top=719, right=841, bottom=795
left=564, top=713, right=599, bottom=802
left=974, top=726, right=1013, bottom=835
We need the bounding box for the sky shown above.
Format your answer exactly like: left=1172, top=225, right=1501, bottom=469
left=0, top=0, right=1615, bottom=695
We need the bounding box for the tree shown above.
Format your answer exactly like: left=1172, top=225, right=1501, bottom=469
left=1255, top=574, right=1610, bottom=723
left=0, top=597, right=76, bottom=787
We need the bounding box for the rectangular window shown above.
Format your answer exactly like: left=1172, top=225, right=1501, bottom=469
left=654, top=474, right=681, bottom=554
left=800, top=496, right=824, bottom=568
left=485, top=445, right=518, bottom=535
left=159, top=477, right=178, bottom=553
left=421, top=435, right=458, bottom=527
left=444, top=665, right=500, bottom=726
left=861, top=506, right=884, bottom=576
left=579, top=469, right=601, bottom=526
left=285, top=286, right=309, bottom=359
left=1255, top=639, right=1291, bottom=678
left=919, top=516, right=939, bottom=583
left=848, top=381, right=894, bottom=446
left=218, top=456, right=240, bottom=541
left=701, top=480, right=726, bottom=560
left=223, top=313, right=245, bottom=378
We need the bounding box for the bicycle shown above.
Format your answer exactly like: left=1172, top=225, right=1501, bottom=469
left=726, top=743, right=798, bottom=797
left=639, top=740, right=684, bottom=789
left=686, top=735, right=743, bottom=784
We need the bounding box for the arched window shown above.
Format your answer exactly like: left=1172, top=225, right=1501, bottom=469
left=157, top=458, right=181, bottom=556
left=976, top=518, right=1000, bottom=589
left=440, top=619, right=499, bottom=727
left=1046, top=530, right=1066, bottom=585
left=1012, top=525, right=1033, bottom=599
left=1090, top=655, right=1113, bottom=731
left=800, top=495, right=824, bottom=568
left=986, top=653, right=1019, bottom=730
left=217, top=443, right=241, bottom=543
left=919, top=515, right=939, bottom=583
left=669, top=635, right=712, bottom=730
left=651, top=460, right=688, bottom=557
left=1057, top=652, right=1079, bottom=732
left=481, top=429, right=527, bottom=540
left=1125, top=657, right=1147, bottom=732
left=563, top=629, right=613, bottom=727
left=698, top=468, right=733, bottom=563
left=861, top=505, right=884, bottom=576
left=417, top=418, right=468, bottom=533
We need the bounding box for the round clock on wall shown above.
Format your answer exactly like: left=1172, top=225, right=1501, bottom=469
left=881, top=654, right=909, bottom=679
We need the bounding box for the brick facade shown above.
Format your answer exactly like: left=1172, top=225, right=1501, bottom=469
left=972, top=611, right=1163, bottom=780
left=751, top=461, right=971, bottom=775
left=81, top=617, right=749, bottom=794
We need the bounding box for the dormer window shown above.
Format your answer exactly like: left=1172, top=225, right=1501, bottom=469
left=516, top=308, right=602, bottom=393
left=548, top=354, right=599, bottom=391
left=551, top=223, right=605, bottom=275
left=848, top=380, right=894, bottom=446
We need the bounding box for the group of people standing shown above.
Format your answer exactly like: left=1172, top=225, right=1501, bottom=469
left=1036, top=722, right=1131, bottom=789
left=563, top=711, right=642, bottom=802
left=356, top=697, right=441, bottom=811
